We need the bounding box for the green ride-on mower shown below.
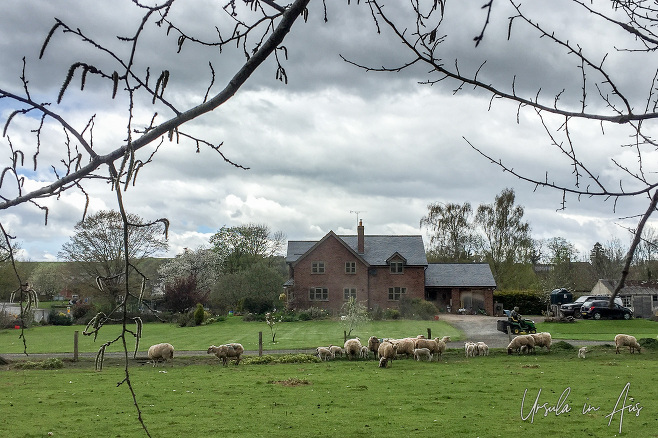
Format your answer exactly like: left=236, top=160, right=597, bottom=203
left=496, top=313, right=537, bottom=335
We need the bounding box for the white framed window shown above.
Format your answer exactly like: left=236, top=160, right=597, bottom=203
left=344, top=288, right=357, bottom=300
left=310, top=287, right=328, bottom=301
left=621, top=295, right=631, bottom=307
left=390, top=261, right=404, bottom=274
left=388, top=286, right=406, bottom=301
left=312, top=261, right=325, bottom=274
left=345, top=261, right=356, bottom=274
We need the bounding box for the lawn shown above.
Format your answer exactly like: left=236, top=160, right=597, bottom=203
left=1, top=345, right=656, bottom=437
left=0, top=317, right=463, bottom=354
left=536, top=318, right=658, bottom=342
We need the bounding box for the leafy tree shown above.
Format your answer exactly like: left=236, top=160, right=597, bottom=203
left=590, top=239, right=626, bottom=281
left=162, top=275, right=206, bottom=314
left=540, top=237, right=579, bottom=291
left=420, top=202, right=477, bottom=262
left=157, top=247, right=221, bottom=298
left=58, top=210, right=168, bottom=305
left=210, top=261, right=285, bottom=314
left=340, top=297, right=369, bottom=337
left=210, top=224, right=286, bottom=274
left=27, top=263, right=69, bottom=300
left=475, top=188, right=532, bottom=288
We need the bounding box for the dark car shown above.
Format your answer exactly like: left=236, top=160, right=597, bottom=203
left=560, top=295, right=623, bottom=318
left=580, top=300, right=633, bottom=320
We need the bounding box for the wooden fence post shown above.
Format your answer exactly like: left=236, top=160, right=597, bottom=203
left=73, top=330, right=79, bottom=362
left=427, top=328, right=431, bottom=339
left=259, top=331, right=263, bottom=357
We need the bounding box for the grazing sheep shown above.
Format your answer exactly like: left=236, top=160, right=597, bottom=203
left=464, top=342, right=477, bottom=357
left=344, top=337, right=363, bottom=360
left=367, top=336, right=381, bottom=357
left=207, top=343, right=244, bottom=366
left=147, top=343, right=174, bottom=367
left=578, top=347, right=588, bottom=359
left=391, top=338, right=416, bottom=358
left=316, top=346, right=334, bottom=361
left=414, top=337, right=441, bottom=360
left=329, top=345, right=344, bottom=358
left=377, top=341, right=398, bottom=367
left=413, top=347, right=433, bottom=361
left=360, top=346, right=370, bottom=359
left=530, top=332, right=553, bottom=352
left=614, top=334, right=642, bottom=354
left=476, top=341, right=489, bottom=356
left=507, top=335, right=536, bottom=355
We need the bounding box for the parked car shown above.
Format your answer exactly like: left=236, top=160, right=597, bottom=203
left=580, top=300, right=633, bottom=320
left=560, top=295, right=623, bottom=318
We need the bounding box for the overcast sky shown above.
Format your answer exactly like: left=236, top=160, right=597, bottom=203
left=1, top=0, right=656, bottom=262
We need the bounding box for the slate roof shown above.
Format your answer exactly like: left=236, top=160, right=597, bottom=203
left=425, top=263, right=496, bottom=288
left=595, top=279, right=658, bottom=296
left=286, top=233, right=428, bottom=267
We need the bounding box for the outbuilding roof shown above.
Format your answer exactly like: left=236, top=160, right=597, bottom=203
left=425, top=263, right=496, bottom=288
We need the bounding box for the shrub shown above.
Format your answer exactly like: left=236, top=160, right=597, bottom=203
left=49, top=310, right=72, bottom=326
left=14, top=358, right=64, bottom=370
left=383, top=308, right=400, bottom=320
left=242, top=296, right=273, bottom=314
left=194, top=303, right=205, bottom=326
left=638, top=337, right=658, bottom=350
left=399, top=297, right=438, bottom=320
left=494, top=290, right=547, bottom=315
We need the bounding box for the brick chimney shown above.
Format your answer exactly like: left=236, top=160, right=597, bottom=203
left=357, top=219, right=364, bottom=254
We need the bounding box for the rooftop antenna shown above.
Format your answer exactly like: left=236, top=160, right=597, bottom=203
left=350, top=210, right=366, bottom=227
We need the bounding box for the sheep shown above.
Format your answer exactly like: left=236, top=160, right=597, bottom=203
left=316, top=346, right=334, bottom=361
left=578, top=347, right=588, bottom=359
left=464, top=342, right=477, bottom=357
left=507, top=335, right=535, bottom=355
left=614, top=334, right=642, bottom=354
left=329, top=345, right=344, bottom=358
left=414, top=337, right=441, bottom=360
left=476, top=341, right=489, bottom=356
left=147, top=343, right=174, bottom=367
left=435, top=336, right=451, bottom=360
left=360, top=345, right=370, bottom=359
left=530, top=332, right=553, bottom=352
left=207, top=343, right=244, bottom=366
left=367, top=336, right=381, bottom=357
left=377, top=341, right=398, bottom=367
left=344, top=337, right=363, bottom=360
left=413, top=347, right=433, bottom=361
left=391, top=337, right=416, bottom=358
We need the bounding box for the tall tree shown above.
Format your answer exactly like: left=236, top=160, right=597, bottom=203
left=157, top=247, right=221, bottom=300
left=210, top=223, right=285, bottom=274
left=542, top=237, right=579, bottom=291
left=58, top=210, right=168, bottom=304
left=420, top=202, right=477, bottom=262
left=475, top=188, right=532, bottom=287
left=590, top=239, right=626, bottom=281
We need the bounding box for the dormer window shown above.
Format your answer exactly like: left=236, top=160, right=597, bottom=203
left=390, top=261, right=404, bottom=274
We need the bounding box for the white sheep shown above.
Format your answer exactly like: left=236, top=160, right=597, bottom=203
left=507, top=335, right=535, bottom=355
left=377, top=341, right=398, bottom=367
left=344, top=337, right=363, bottom=360
left=415, top=337, right=439, bottom=359
left=413, top=347, right=433, bottom=361
left=147, top=343, right=174, bottom=367
left=435, top=336, right=451, bottom=360
left=614, top=334, right=642, bottom=354
left=207, top=343, right=244, bottom=365
left=578, top=347, right=587, bottom=359
left=316, top=346, right=334, bottom=361
left=391, top=338, right=416, bottom=358
left=360, top=345, right=370, bottom=359
left=367, top=336, right=381, bottom=357
left=464, top=342, right=477, bottom=357
left=476, top=341, right=489, bottom=356
left=530, top=332, right=552, bottom=352
left=329, top=345, right=344, bottom=358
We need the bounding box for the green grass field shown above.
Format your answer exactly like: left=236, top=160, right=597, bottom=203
left=536, top=318, right=657, bottom=341
left=1, top=346, right=656, bottom=437
left=0, top=317, right=463, bottom=354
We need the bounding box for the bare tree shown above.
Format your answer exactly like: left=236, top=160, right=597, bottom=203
left=352, top=1, right=658, bottom=301
left=0, top=1, right=310, bottom=434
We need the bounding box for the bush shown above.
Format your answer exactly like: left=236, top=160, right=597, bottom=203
left=14, top=358, right=64, bottom=370
left=242, top=296, right=274, bottom=314
left=194, top=303, right=205, bottom=326
left=638, top=337, right=658, bottom=350
left=49, top=310, right=72, bottom=326
left=383, top=308, right=400, bottom=320
left=494, top=290, right=547, bottom=315
left=399, top=297, right=438, bottom=320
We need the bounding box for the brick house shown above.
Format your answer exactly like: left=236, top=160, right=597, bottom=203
left=284, top=221, right=496, bottom=314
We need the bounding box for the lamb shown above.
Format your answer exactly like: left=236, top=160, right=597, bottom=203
left=147, top=343, right=174, bottom=367
left=614, top=334, right=642, bottom=354
left=507, top=335, right=535, bottom=355
left=329, top=345, right=344, bottom=358
left=377, top=341, right=398, bottom=367
left=413, top=347, right=433, bottom=361
left=316, top=346, right=334, bottom=361
left=578, top=347, right=588, bottom=359
left=367, top=336, right=381, bottom=357
left=344, top=337, right=363, bottom=360
left=476, top=341, right=489, bottom=356
left=414, top=337, right=440, bottom=359
left=360, top=345, right=370, bottom=359
left=530, top=332, right=553, bottom=352
left=464, top=342, right=477, bottom=357
left=207, top=343, right=245, bottom=365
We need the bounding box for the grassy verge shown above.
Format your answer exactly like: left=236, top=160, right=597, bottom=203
left=0, top=317, right=462, bottom=354
left=1, top=345, right=656, bottom=437
left=536, top=318, right=657, bottom=341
